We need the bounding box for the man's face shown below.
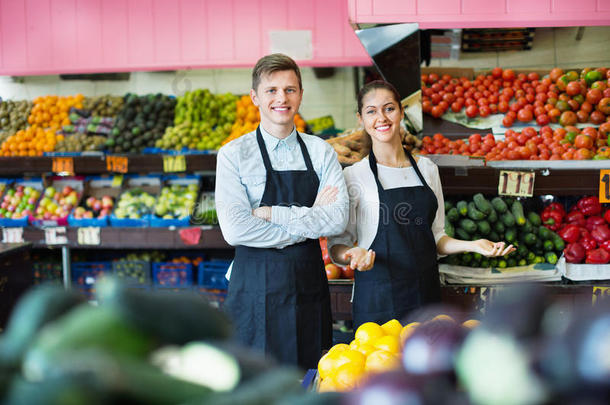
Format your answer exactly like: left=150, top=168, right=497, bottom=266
left=251, top=70, right=303, bottom=131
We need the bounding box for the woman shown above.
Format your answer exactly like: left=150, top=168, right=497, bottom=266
left=329, top=80, right=514, bottom=328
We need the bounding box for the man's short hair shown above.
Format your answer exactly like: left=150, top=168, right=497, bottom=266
left=252, top=53, right=302, bottom=92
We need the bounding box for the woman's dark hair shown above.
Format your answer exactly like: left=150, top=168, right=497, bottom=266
left=357, top=80, right=402, bottom=114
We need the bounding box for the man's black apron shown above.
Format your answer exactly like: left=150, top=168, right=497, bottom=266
left=224, top=127, right=332, bottom=369
left=352, top=149, right=441, bottom=329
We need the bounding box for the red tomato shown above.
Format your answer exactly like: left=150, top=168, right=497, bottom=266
left=517, top=109, right=534, bottom=122
left=465, top=105, right=478, bottom=118
left=498, top=101, right=509, bottom=113
left=576, top=110, right=589, bottom=123
left=574, top=134, right=593, bottom=149
left=502, top=115, right=514, bottom=127
left=590, top=110, right=606, bottom=125
left=559, top=110, right=578, bottom=127
left=527, top=72, right=540, bottom=81
left=451, top=101, right=462, bottom=113
left=468, top=133, right=482, bottom=144
left=479, top=105, right=491, bottom=117
left=566, top=81, right=582, bottom=96
left=431, top=105, right=444, bottom=118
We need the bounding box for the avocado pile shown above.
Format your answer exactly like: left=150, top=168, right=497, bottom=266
left=82, top=95, right=124, bottom=117
left=54, top=133, right=107, bottom=152
left=0, top=281, right=325, bottom=404
left=157, top=89, right=237, bottom=151
left=106, top=93, right=176, bottom=154
left=443, top=194, right=564, bottom=268
left=0, top=100, right=32, bottom=135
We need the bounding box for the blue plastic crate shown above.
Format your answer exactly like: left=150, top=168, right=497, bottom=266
left=68, top=213, right=109, bottom=227
left=109, top=213, right=151, bottom=227
left=198, top=260, right=230, bottom=290
left=71, top=261, right=112, bottom=293
left=112, top=260, right=151, bottom=286
left=152, top=262, right=194, bottom=288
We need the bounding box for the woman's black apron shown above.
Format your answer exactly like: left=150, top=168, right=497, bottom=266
left=352, top=149, right=441, bottom=329
left=224, top=127, right=332, bottom=369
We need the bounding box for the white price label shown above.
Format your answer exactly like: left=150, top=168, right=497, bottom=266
left=2, top=227, right=24, bottom=243
left=44, top=227, right=68, bottom=245
left=498, top=170, right=535, bottom=197
left=77, top=227, right=100, bottom=246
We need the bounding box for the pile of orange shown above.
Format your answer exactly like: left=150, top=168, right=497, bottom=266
left=171, top=256, right=204, bottom=267
left=28, top=94, right=84, bottom=129
left=221, top=94, right=308, bottom=146
left=0, top=126, right=63, bottom=157
left=317, top=315, right=481, bottom=392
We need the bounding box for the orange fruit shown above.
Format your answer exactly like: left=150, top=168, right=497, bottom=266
left=328, top=343, right=350, bottom=355
left=365, top=350, right=401, bottom=374
left=462, top=319, right=481, bottom=329
left=373, top=335, right=401, bottom=354
left=432, top=314, right=455, bottom=323
left=333, top=361, right=366, bottom=391
left=317, top=351, right=338, bottom=380
left=318, top=377, right=337, bottom=392
left=335, top=349, right=366, bottom=370
left=355, top=322, right=385, bottom=345
left=400, top=322, right=420, bottom=345
left=381, top=319, right=402, bottom=337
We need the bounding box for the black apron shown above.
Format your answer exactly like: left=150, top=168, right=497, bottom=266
left=224, top=127, right=333, bottom=370
left=353, top=149, right=441, bottom=329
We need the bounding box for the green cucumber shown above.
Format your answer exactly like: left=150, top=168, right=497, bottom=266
left=491, top=197, right=508, bottom=213
left=446, top=207, right=459, bottom=223
left=445, top=218, right=455, bottom=238
left=543, top=240, right=555, bottom=251
left=476, top=220, right=491, bottom=235
left=473, top=193, right=493, bottom=215
left=444, top=201, right=454, bottom=212
left=501, top=211, right=516, bottom=227
left=456, top=228, right=471, bottom=241
left=545, top=251, right=558, bottom=265
left=523, top=233, right=537, bottom=246
left=511, top=200, right=527, bottom=226
left=538, top=226, right=552, bottom=241
left=505, top=228, right=517, bottom=243
left=487, top=207, right=498, bottom=223
left=527, top=212, right=542, bottom=227
left=456, top=201, right=469, bottom=217
left=489, top=231, right=500, bottom=242
left=459, top=218, right=477, bottom=234
left=551, top=233, right=565, bottom=251
left=467, top=202, right=486, bottom=221
left=494, top=221, right=505, bottom=234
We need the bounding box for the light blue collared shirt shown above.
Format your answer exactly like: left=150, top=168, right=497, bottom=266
left=215, top=126, right=349, bottom=249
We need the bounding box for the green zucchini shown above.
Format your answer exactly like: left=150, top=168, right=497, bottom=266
left=456, top=200, right=469, bottom=216
left=459, top=218, right=477, bottom=234
left=445, top=218, right=455, bottom=238
left=476, top=220, right=491, bottom=235
left=527, top=212, right=542, bottom=227
left=446, top=207, right=459, bottom=223
left=467, top=202, right=486, bottom=221
left=487, top=207, right=498, bottom=223
left=491, top=197, right=508, bottom=213
left=456, top=228, right=471, bottom=240
left=494, top=221, right=505, bottom=234
left=444, top=201, right=454, bottom=212
left=511, top=200, right=527, bottom=226
left=501, top=211, right=516, bottom=227
left=473, top=193, right=493, bottom=215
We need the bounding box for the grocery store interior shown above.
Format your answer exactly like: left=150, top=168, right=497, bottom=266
left=0, top=1, right=610, bottom=404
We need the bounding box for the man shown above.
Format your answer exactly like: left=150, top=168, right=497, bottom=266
left=216, top=53, right=348, bottom=370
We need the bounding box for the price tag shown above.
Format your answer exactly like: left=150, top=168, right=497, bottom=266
left=163, top=155, right=186, bottom=172
left=599, top=170, right=610, bottom=203
left=593, top=286, right=610, bottom=306
left=106, top=156, right=128, bottom=173
left=2, top=227, right=24, bottom=243
left=44, top=227, right=68, bottom=245
left=52, top=157, right=74, bottom=174
left=112, top=175, right=124, bottom=187
left=77, top=227, right=100, bottom=245
left=498, top=170, right=535, bottom=197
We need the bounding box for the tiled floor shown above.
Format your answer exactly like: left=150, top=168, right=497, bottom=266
left=431, top=26, right=610, bottom=70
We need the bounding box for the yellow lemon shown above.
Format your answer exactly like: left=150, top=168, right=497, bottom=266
left=353, top=342, right=377, bottom=357
left=328, top=343, right=350, bottom=355
left=317, top=351, right=338, bottom=380
left=373, top=335, right=401, bottom=354
left=381, top=319, right=403, bottom=337
left=355, top=322, right=385, bottom=345
left=365, top=350, right=401, bottom=374
left=318, top=376, right=338, bottom=392
left=335, top=349, right=366, bottom=370
left=334, top=361, right=366, bottom=391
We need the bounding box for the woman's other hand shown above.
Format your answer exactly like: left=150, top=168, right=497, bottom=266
left=343, top=247, right=376, bottom=271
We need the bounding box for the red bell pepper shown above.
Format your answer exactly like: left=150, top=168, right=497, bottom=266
left=586, top=216, right=607, bottom=232
left=581, top=234, right=598, bottom=251
left=565, top=210, right=586, bottom=227
left=604, top=209, right=610, bottom=224
left=564, top=243, right=586, bottom=263
left=585, top=248, right=610, bottom=264
left=541, top=203, right=565, bottom=231
left=600, top=240, right=610, bottom=253
left=591, top=224, right=610, bottom=243
left=576, top=196, right=602, bottom=216
left=559, top=224, right=582, bottom=243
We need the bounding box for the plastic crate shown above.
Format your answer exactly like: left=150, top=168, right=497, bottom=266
left=152, top=262, right=194, bottom=288
left=33, top=262, right=63, bottom=285
left=71, top=261, right=112, bottom=297
left=197, top=288, right=227, bottom=308
left=112, top=260, right=151, bottom=286
left=198, top=260, right=230, bottom=290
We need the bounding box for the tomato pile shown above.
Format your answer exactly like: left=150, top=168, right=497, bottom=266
left=420, top=123, right=610, bottom=160
left=422, top=67, right=610, bottom=127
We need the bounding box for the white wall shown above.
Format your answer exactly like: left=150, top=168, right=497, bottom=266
left=0, top=67, right=360, bottom=131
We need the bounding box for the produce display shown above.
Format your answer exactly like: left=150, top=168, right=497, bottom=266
left=442, top=194, right=563, bottom=267
left=422, top=67, right=610, bottom=127
left=82, top=95, right=124, bottom=117
left=544, top=196, right=610, bottom=264
left=33, top=185, right=80, bottom=221
left=0, top=184, right=41, bottom=221
left=317, top=314, right=479, bottom=392
left=320, top=238, right=354, bottom=280
left=153, top=183, right=198, bottom=220
left=158, top=90, right=237, bottom=151
left=106, top=94, right=176, bottom=154
left=1, top=126, right=63, bottom=156
left=113, top=189, right=156, bottom=220
left=0, top=100, right=32, bottom=134
left=420, top=124, right=610, bottom=160
left=54, top=133, right=107, bottom=152
left=72, top=195, right=115, bottom=220
left=28, top=94, right=83, bottom=129
left=191, top=193, right=218, bottom=225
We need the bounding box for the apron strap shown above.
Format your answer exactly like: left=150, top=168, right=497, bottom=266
left=405, top=150, right=433, bottom=191
left=296, top=132, right=315, bottom=173
left=255, top=126, right=275, bottom=173
left=368, top=148, right=384, bottom=192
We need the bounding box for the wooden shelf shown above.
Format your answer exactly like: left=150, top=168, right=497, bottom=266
left=0, top=154, right=217, bottom=175
left=19, top=226, right=230, bottom=250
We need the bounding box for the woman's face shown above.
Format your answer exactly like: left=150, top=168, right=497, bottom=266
left=357, top=88, right=402, bottom=144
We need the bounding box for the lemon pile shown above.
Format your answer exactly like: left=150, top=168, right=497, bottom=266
left=317, top=316, right=480, bottom=392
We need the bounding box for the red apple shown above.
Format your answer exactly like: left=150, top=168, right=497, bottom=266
left=325, top=263, right=341, bottom=280
left=62, top=186, right=73, bottom=196
left=341, top=265, right=355, bottom=279
left=86, top=196, right=96, bottom=208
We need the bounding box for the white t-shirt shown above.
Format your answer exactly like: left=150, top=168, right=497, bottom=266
left=328, top=156, right=446, bottom=252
